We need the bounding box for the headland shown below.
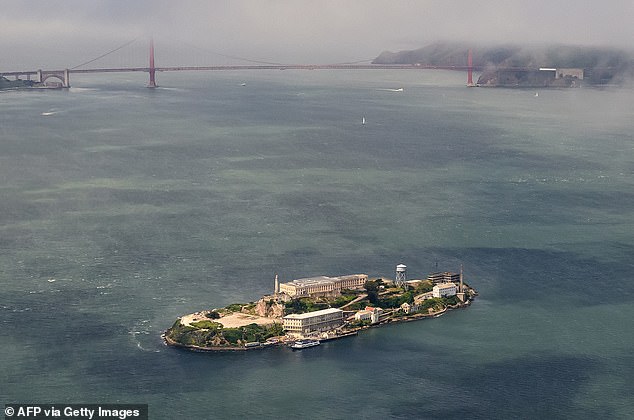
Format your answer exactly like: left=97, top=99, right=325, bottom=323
left=163, top=264, right=478, bottom=352
left=0, top=76, right=65, bottom=90
left=373, top=41, right=634, bottom=87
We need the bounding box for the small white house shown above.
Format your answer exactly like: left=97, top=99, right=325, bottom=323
left=400, top=302, right=420, bottom=314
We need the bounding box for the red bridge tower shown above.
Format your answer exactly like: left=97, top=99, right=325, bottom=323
left=467, top=49, right=475, bottom=87
left=148, top=37, right=157, bottom=88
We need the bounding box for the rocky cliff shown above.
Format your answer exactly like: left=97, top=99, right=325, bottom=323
left=255, top=294, right=289, bottom=318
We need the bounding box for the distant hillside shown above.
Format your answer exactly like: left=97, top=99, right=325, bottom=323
left=0, top=76, right=35, bottom=89
left=373, top=42, right=634, bottom=85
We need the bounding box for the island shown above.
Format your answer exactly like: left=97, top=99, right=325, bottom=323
left=163, top=264, right=478, bottom=351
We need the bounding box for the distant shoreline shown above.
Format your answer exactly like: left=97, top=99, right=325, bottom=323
left=373, top=41, right=634, bottom=86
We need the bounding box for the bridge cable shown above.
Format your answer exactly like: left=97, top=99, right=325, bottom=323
left=173, top=39, right=288, bottom=66
left=180, top=41, right=375, bottom=66
left=70, top=37, right=140, bottom=70
left=179, top=39, right=376, bottom=66
left=329, top=58, right=375, bottom=65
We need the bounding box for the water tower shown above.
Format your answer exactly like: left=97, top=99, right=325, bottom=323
left=395, top=264, right=407, bottom=288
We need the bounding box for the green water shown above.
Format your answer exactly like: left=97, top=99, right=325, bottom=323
left=1, top=70, right=633, bottom=419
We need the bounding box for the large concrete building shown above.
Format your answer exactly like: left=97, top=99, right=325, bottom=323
left=432, top=282, right=457, bottom=298
left=555, top=68, right=583, bottom=80
left=283, top=308, right=345, bottom=334
left=279, top=274, right=368, bottom=298
left=427, top=272, right=460, bottom=284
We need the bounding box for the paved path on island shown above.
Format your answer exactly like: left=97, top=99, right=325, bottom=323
left=339, top=294, right=368, bottom=309
left=181, top=311, right=278, bottom=329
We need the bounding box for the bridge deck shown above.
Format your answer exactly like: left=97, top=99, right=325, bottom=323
left=2, top=64, right=487, bottom=77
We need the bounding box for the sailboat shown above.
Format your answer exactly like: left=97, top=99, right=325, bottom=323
left=362, top=116, right=366, bottom=125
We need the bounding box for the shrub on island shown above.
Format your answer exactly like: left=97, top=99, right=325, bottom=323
left=205, top=311, right=221, bottom=319
left=166, top=319, right=284, bottom=348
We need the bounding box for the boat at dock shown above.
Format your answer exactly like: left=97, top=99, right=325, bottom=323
left=290, top=339, right=320, bottom=350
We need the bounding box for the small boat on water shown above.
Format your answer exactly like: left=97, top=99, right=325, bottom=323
left=290, top=339, right=320, bottom=350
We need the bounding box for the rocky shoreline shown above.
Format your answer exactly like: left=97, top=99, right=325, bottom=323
left=162, top=333, right=254, bottom=352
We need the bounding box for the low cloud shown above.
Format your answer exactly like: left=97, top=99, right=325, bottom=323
left=2, top=1, right=633, bottom=69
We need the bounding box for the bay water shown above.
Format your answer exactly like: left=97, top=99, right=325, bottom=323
left=1, top=70, right=633, bottom=419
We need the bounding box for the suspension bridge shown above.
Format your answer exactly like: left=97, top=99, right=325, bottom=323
left=1, top=38, right=481, bottom=88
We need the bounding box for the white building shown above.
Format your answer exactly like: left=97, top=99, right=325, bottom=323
left=432, top=282, right=457, bottom=298
left=556, top=68, right=584, bottom=80
left=354, top=306, right=383, bottom=324
left=354, top=310, right=373, bottom=322
left=400, top=302, right=420, bottom=314
left=279, top=274, right=367, bottom=298
left=283, top=308, right=344, bottom=334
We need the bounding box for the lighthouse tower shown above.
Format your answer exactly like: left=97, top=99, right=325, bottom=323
left=456, top=265, right=466, bottom=303
left=274, top=274, right=280, bottom=294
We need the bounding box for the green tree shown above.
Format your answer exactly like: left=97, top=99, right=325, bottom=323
left=222, top=328, right=242, bottom=345
left=402, top=291, right=414, bottom=305
left=285, top=298, right=308, bottom=314
left=367, top=291, right=379, bottom=305
left=413, top=280, right=433, bottom=294
left=364, top=280, right=379, bottom=292
left=225, top=303, right=243, bottom=312
left=206, top=311, right=220, bottom=319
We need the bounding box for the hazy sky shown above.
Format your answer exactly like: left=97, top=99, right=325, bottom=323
left=2, top=0, right=633, bottom=69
